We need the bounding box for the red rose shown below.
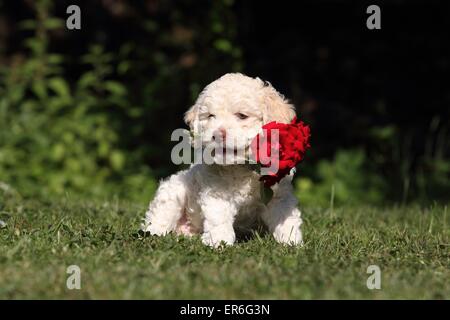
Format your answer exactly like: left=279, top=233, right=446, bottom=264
left=250, top=117, right=310, bottom=187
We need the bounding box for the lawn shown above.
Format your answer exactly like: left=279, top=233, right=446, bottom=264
left=0, top=196, right=448, bottom=299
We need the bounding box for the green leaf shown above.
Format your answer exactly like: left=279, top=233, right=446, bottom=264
left=117, top=61, right=130, bottom=75
left=24, top=38, right=45, bottom=55
left=43, top=18, right=64, bottom=30
left=77, top=72, right=97, bottom=89
left=214, top=39, right=232, bottom=52
left=48, top=77, right=71, bottom=98
left=104, top=81, right=127, bottom=96
left=110, top=151, right=125, bottom=171
left=32, top=82, right=47, bottom=100
left=9, top=87, right=25, bottom=104
left=47, top=54, right=64, bottom=65
left=51, top=143, right=65, bottom=161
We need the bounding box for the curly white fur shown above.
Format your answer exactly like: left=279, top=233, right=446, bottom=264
left=141, top=73, right=303, bottom=247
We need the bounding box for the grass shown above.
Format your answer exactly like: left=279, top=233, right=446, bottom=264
left=0, top=195, right=448, bottom=299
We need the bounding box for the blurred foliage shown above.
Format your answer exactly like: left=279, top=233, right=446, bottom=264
left=0, top=0, right=448, bottom=205
left=0, top=0, right=240, bottom=203
left=0, top=0, right=156, bottom=201
left=296, top=149, right=386, bottom=207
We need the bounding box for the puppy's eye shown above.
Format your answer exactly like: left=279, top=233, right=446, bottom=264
left=235, top=113, right=248, bottom=120
left=208, top=114, right=215, bottom=119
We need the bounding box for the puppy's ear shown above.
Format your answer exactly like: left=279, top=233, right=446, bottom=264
left=261, top=82, right=296, bottom=124
left=184, top=104, right=199, bottom=130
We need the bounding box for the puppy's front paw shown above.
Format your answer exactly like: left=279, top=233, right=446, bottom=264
left=273, top=224, right=303, bottom=246
left=201, top=226, right=235, bottom=248
left=141, top=223, right=171, bottom=236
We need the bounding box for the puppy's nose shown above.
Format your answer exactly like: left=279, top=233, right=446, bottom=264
left=212, top=127, right=227, bottom=142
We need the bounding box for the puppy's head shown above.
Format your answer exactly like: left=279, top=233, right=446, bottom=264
left=185, top=73, right=295, bottom=164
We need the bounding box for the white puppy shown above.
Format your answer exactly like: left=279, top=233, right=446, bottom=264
left=141, top=73, right=303, bottom=247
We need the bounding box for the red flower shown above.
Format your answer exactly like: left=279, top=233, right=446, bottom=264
left=250, top=117, right=311, bottom=187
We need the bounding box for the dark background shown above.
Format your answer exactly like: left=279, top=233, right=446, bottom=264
left=0, top=0, right=448, bottom=205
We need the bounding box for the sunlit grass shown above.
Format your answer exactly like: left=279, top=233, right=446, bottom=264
left=0, top=198, right=448, bottom=299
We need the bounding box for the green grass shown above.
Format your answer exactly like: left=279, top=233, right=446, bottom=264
left=0, top=196, right=448, bottom=299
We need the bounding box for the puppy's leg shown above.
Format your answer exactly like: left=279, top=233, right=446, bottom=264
left=261, top=177, right=303, bottom=245
left=200, top=197, right=236, bottom=247
left=141, top=171, right=188, bottom=236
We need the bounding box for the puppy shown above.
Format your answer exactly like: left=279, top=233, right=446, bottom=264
left=141, top=73, right=303, bottom=247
